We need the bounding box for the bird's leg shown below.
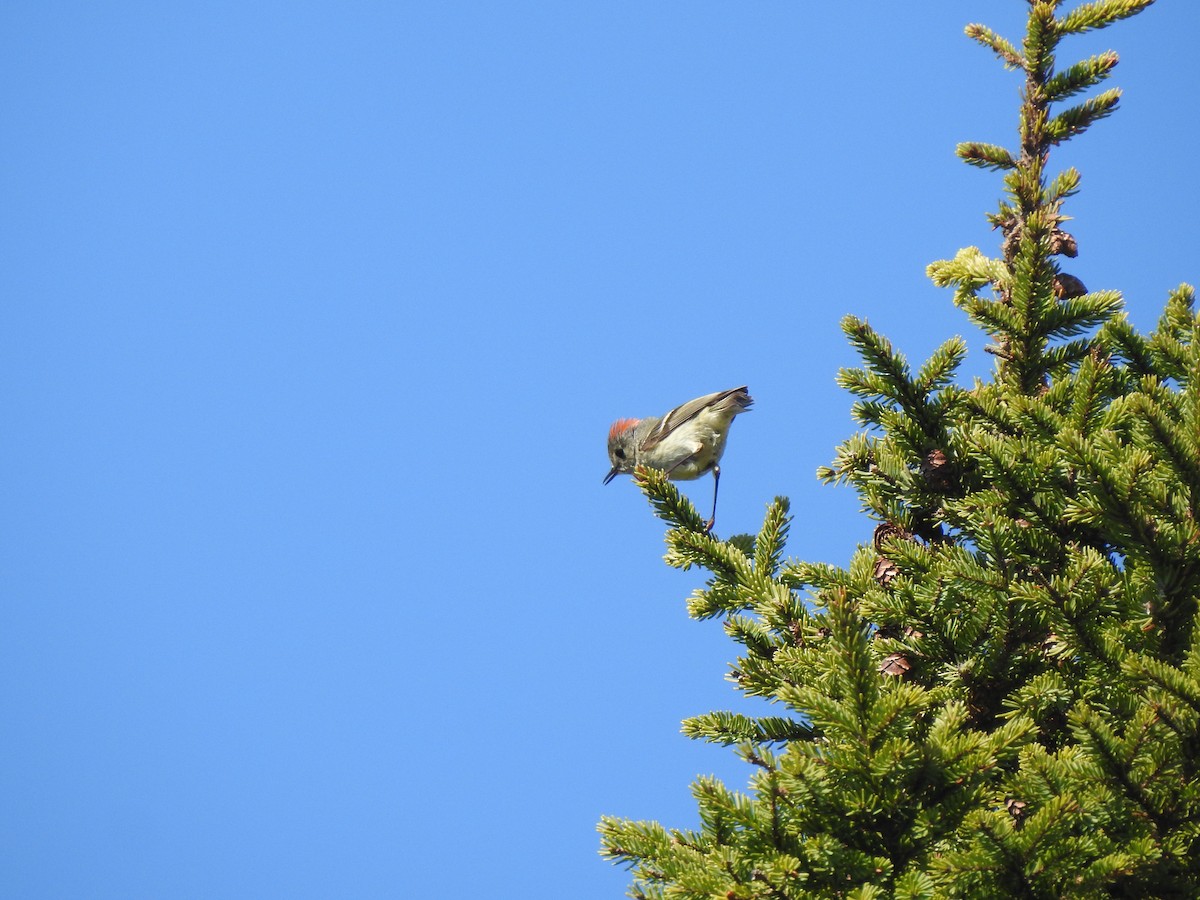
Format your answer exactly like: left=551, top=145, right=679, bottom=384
left=705, top=465, right=721, bottom=532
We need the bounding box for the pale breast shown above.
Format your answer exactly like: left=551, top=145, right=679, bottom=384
left=638, top=426, right=728, bottom=480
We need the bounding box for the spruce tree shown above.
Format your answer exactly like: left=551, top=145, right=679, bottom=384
left=598, top=1, right=1200, bottom=896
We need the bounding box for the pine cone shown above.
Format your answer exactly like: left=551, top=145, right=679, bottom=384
left=1053, top=273, right=1087, bottom=299
left=921, top=448, right=954, bottom=492
left=872, top=522, right=913, bottom=550
left=874, top=556, right=900, bottom=587
left=1049, top=230, right=1078, bottom=257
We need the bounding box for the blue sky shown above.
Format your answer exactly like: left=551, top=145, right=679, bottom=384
left=2, top=2, right=1197, bottom=897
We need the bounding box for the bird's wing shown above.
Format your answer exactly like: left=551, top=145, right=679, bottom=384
left=639, top=386, right=750, bottom=453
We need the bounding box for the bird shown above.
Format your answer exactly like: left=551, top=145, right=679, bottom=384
left=603, top=386, right=753, bottom=531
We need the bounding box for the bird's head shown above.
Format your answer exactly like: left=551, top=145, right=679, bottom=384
left=603, top=418, right=640, bottom=484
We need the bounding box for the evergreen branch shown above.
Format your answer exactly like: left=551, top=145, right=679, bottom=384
left=597, top=816, right=675, bottom=869
left=1146, top=285, right=1199, bottom=382
left=849, top=398, right=891, bottom=428
left=1128, top=392, right=1200, bottom=503
left=841, top=316, right=914, bottom=397
left=1004, top=671, right=1075, bottom=725
left=1155, top=284, right=1198, bottom=342
left=1045, top=51, right=1120, bottom=103
left=1040, top=337, right=1103, bottom=372
left=1046, top=167, right=1082, bottom=203
left=685, top=582, right=750, bottom=619
left=598, top=815, right=742, bottom=896
left=1057, top=0, right=1157, bottom=36
left=807, top=593, right=879, bottom=744
left=1070, top=703, right=1172, bottom=832
left=754, top=497, right=792, bottom=578
left=779, top=558, right=856, bottom=592
left=817, top=433, right=877, bottom=487
left=839, top=320, right=959, bottom=451
left=957, top=142, right=1017, bottom=171
left=1067, top=354, right=1108, bottom=432
left=1124, top=655, right=1200, bottom=715
left=693, top=775, right=755, bottom=846
left=635, top=466, right=709, bottom=533
left=927, top=247, right=1007, bottom=297
left=681, top=711, right=815, bottom=746
left=1045, top=89, right=1122, bottom=145
left=1033, top=551, right=1129, bottom=674
left=665, top=526, right=754, bottom=582
left=1023, top=2, right=1060, bottom=78
left=1034, top=289, right=1124, bottom=340
left=914, top=337, right=968, bottom=394
left=757, top=584, right=812, bottom=640
left=1096, top=313, right=1155, bottom=376
left=726, top=532, right=756, bottom=558
left=930, top=701, right=1035, bottom=782
left=726, top=614, right=780, bottom=659
left=1146, top=334, right=1191, bottom=383
left=838, top=372, right=889, bottom=404
left=964, top=23, right=1025, bottom=69
left=961, top=296, right=1024, bottom=339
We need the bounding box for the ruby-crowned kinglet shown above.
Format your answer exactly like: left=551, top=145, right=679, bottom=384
left=603, top=386, right=752, bottom=531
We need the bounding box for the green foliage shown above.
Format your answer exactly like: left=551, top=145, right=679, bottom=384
left=600, top=1, right=1200, bottom=896
left=1044, top=51, right=1118, bottom=103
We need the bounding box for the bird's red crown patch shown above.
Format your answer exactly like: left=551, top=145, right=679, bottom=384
left=608, top=418, right=639, bottom=441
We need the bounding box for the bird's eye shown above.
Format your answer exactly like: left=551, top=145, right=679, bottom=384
left=614, top=448, right=625, bottom=459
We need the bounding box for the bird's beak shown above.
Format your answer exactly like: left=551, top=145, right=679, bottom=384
left=603, top=465, right=620, bottom=485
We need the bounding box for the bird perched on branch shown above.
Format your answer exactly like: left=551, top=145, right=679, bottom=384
left=603, top=386, right=753, bottom=531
